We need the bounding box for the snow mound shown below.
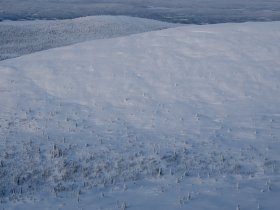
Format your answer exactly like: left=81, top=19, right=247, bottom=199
left=0, top=15, right=176, bottom=61
left=0, top=21, right=280, bottom=209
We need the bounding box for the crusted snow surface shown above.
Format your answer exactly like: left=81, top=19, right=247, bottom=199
left=0, top=15, right=175, bottom=61
left=0, top=21, right=280, bottom=209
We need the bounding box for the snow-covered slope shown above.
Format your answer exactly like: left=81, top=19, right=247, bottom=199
left=0, top=21, right=280, bottom=210
left=0, top=16, right=175, bottom=61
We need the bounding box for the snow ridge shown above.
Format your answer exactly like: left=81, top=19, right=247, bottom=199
left=0, top=16, right=176, bottom=61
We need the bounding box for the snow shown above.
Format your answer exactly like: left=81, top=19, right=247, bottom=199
left=1, top=0, right=280, bottom=24
left=0, top=16, right=176, bottom=61
left=0, top=20, right=280, bottom=209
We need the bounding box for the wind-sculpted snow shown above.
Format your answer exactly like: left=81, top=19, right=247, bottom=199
left=0, top=21, right=280, bottom=209
left=0, top=16, right=175, bottom=61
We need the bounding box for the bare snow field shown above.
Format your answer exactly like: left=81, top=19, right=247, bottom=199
left=0, top=16, right=176, bottom=61
left=0, top=21, right=280, bottom=209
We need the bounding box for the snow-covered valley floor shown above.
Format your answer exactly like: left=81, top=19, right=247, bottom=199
left=0, top=20, right=280, bottom=209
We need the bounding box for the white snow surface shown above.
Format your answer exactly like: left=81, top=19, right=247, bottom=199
left=0, top=15, right=175, bottom=61
left=0, top=21, right=280, bottom=209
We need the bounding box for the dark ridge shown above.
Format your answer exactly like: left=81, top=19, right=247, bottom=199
left=1, top=0, right=280, bottom=24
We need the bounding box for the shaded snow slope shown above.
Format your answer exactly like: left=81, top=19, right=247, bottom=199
left=0, top=21, right=280, bottom=209
left=0, top=15, right=176, bottom=61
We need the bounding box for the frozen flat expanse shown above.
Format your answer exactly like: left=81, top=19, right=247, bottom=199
left=0, top=21, right=280, bottom=209
left=0, top=16, right=175, bottom=61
